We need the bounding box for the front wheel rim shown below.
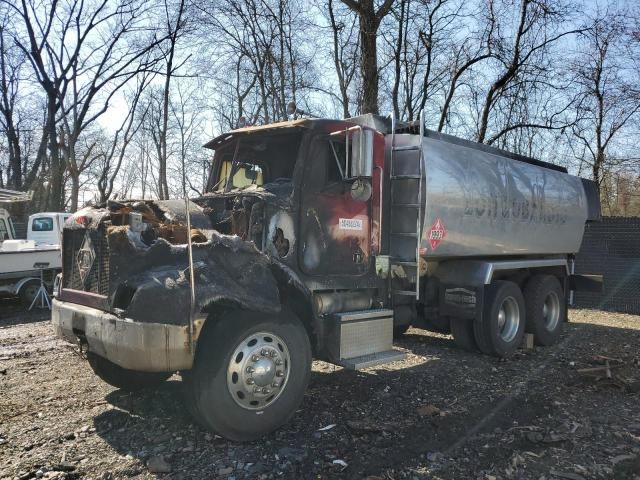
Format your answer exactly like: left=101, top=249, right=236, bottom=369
left=497, top=296, right=520, bottom=342
left=543, top=291, right=561, bottom=332
left=226, top=331, right=291, bottom=411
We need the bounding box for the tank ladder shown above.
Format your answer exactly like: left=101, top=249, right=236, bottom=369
left=389, top=110, right=425, bottom=300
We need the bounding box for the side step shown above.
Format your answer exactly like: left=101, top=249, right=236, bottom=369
left=328, top=309, right=406, bottom=370
left=339, top=350, right=407, bottom=370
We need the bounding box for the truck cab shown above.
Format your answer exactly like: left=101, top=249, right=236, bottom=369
left=27, top=212, right=70, bottom=246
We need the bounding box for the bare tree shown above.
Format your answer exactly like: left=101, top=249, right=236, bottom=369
left=200, top=0, right=316, bottom=126
left=95, top=75, right=151, bottom=203
left=572, top=10, right=640, bottom=190
left=156, top=0, right=188, bottom=200
left=2, top=0, right=165, bottom=210
left=0, top=16, right=25, bottom=188
left=341, top=0, right=394, bottom=114
left=475, top=0, right=584, bottom=144
left=327, top=0, right=359, bottom=118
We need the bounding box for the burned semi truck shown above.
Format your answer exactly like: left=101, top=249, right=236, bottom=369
left=52, top=113, right=601, bottom=440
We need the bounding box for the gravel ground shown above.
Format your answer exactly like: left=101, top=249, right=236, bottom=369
left=1, top=300, right=639, bottom=480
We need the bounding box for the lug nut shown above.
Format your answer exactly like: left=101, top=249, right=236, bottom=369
left=254, top=386, right=261, bottom=393
left=262, top=387, right=271, bottom=394
left=260, top=349, right=268, bottom=356
left=275, top=359, right=283, bottom=366
left=246, top=366, right=255, bottom=373
left=276, top=371, right=284, bottom=377
left=272, top=381, right=280, bottom=388
left=246, top=378, right=255, bottom=385
left=251, top=355, right=260, bottom=362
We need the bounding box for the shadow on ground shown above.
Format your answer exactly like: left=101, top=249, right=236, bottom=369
left=91, top=317, right=640, bottom=478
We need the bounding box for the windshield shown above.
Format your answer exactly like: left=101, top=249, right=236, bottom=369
left=208, top=131, right=303, bottom=193
left=217, top=160, right=264, bottom=191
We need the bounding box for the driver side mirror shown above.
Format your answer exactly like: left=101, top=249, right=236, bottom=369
left=349, top=128, right=374, bottom=178
left=330, top=126, right=374, bottom=179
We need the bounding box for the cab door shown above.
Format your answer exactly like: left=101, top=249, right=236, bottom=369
left=299, top=129, right=372, bottom=277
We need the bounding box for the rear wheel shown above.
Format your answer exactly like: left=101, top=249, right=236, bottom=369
left=87, top=353, right=171, bottom=391
left=188, top=309, right=311, bottom=441
left=450, top=317, right=477, bottom=351
left=474, top=281, right=526, bottom=357
left=524, top=275, right=565, bottom=346
left=19, top=280, right=41, bottom=307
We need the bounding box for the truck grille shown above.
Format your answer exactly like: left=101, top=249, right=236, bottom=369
left=62, top=228, right=110, bottom=297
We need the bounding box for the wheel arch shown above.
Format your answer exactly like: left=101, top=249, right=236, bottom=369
left=192, top=263, right=315, bottom=363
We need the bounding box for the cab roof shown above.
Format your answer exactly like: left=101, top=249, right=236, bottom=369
left=204, top=118, right=312, bottom=150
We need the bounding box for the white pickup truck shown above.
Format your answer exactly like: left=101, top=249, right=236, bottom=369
left=0, top=209, right=70, bottom=305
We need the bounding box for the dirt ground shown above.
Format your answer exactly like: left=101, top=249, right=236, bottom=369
left=1, top=300, right=639, bottom=480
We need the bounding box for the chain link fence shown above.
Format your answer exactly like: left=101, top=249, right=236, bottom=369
left=574, top=216, right=640, bottom=314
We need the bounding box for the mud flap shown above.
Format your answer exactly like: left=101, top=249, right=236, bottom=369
left=439, top=284, right=484, bottom=320
left=569, top=274, right=604, bottom=293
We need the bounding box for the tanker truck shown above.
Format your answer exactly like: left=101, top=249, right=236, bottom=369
left=51, top=113, right=601, bottom=440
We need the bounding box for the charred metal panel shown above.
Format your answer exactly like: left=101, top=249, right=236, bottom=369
left=117, top=235, right=282, bottom=325
left=60, top=200, right=300, bottom=326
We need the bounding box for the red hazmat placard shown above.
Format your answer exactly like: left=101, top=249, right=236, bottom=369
left=428, top=217, right=447, bottom=251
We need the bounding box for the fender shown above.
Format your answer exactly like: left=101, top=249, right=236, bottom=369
left=14, top=276, right=40, bottom=295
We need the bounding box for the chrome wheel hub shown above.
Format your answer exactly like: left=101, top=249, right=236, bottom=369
left=543, top=291, right=560, bottom=331
left=497, top=296, right=520, bottom=343
left=226, top=332, right=290, bottom=411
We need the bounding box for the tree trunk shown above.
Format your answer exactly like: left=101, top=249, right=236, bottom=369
left=70, top=172, right=80, bottom=212
left=46, top=95, right=64, bottom=211
left=360, top=13, right=379, bottom=114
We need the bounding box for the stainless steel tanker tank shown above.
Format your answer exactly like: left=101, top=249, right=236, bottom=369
left=416, top=134, right=590, bottom=258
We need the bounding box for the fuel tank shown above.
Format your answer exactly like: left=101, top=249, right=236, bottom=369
left=423, top=134, right=598, bottom=258
left=389, top=130, right=599, bottom=259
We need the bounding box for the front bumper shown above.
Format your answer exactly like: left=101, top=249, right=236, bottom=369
left=52, top=298, right=193, bottom=372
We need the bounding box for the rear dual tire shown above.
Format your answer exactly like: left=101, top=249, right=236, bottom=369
left=524, top=275, right=565, bottom=346
left=474, top=280, right=526, bottom=358
left=451, top=276, right=565, bottom=357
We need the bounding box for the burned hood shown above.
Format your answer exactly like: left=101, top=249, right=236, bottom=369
left=113, top=233, right=282, bottom=324
left=61, top=198, right=305, bottom=325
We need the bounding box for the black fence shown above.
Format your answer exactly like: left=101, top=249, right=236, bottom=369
left=574, top=216, right=640, bottom=315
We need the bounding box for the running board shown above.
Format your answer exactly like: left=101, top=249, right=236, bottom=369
left=328, top=309, right=402, bottom=368
left=338, top=349, right=407, bottom=370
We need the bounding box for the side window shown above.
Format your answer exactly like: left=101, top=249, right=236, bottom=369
left=32, top=217, right=54, bottom=231
left=327, top=138, right=346, bottom=183
left=0, top=219, right=8, bottom=240
left=306, top=136, right=346, bottom=190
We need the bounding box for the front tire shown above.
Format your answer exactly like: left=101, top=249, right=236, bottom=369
left=524, top=275, right=565, bottom=346
left=87, top=353, right=171, bottom=391
left=188, top=309, right=311, bottom=441
left=474, top=281, right=526, bottom=358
